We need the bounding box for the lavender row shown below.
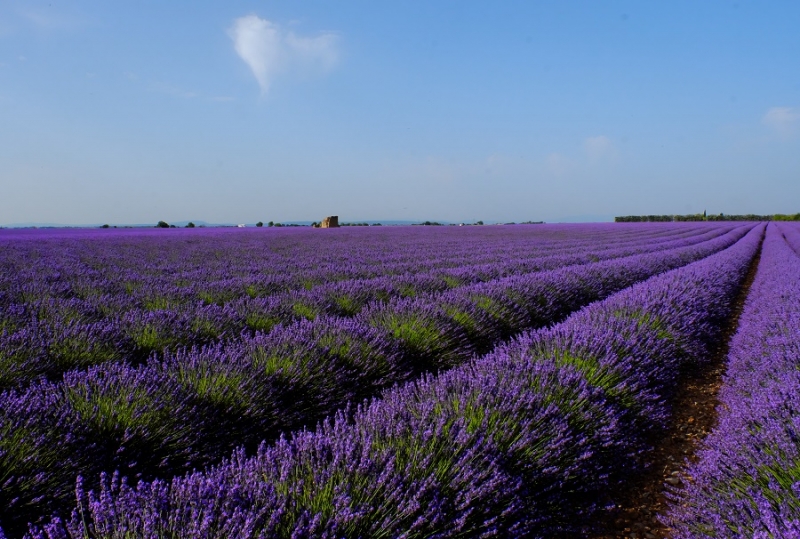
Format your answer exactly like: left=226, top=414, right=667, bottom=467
left=665, top=225, right=800, bottom=537
left=20, top=225, right=765, bottom=538
left=0, top=225, right=739, bottom=391
left=0, top=225, right=728, bottom=321
left=1, top=224, right=706, bottom=310
left=0, top=224, right=726, bottom=332
left=777, top=221, right=800, bottom=255
left=0, top=226, right=752, bottom=533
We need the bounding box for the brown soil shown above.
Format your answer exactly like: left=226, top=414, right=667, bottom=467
left=589, top=235, right=763, bottom=539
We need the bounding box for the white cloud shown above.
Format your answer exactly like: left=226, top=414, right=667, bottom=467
left=763, top=107, right=800, bottom=134
left=584, top=135, right=615, bottom=161
left=229, top=16, right=282, bottom=94
left=229, top=15, right=339, bottom=95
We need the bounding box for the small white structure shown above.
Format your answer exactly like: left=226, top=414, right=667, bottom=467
left=237, top=224, right=246, bottom=228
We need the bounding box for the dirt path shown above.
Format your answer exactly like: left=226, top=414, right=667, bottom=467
left=589, top=235, right=764, bottom=539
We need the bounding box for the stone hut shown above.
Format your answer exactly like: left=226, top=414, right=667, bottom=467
left=321, top=216, right=339, bottom=228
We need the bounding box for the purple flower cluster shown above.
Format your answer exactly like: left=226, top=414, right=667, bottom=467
left=19, top=225, right=763, bottom=538
left=0, top=225, right=753, bottom=534
left=665, top=223, right=800, bottom=538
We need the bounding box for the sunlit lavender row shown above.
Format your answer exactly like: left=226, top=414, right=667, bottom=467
left=665, top=223, right=800, bottom=537
left=4, top=224, right=761, bottom=537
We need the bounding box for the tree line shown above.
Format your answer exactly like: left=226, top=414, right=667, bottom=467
left=615, top=213, right=800, bottom=222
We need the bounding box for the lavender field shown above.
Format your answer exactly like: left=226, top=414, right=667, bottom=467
left=1, top=222, right=798, bottom=537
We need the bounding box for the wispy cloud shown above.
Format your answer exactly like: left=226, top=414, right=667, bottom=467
left=763, top=107, right=800, bottom=135
left=584, top=135, right=616, bottom=161
left=228, top=14, right=340, bottom=95
left=285, top=31, right=339, bottom=72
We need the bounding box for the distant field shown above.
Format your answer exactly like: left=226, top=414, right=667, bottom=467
left=2, top=223, right=798, bottom=537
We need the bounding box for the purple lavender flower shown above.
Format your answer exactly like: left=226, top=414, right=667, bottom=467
left=17, top=224, right=763, bottom=538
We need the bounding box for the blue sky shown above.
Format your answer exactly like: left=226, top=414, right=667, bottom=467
left=1, top=1, right=798, bottom=225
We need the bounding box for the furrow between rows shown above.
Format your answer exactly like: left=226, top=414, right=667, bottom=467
left=589, top=223, right=765, bottom=539
left=663, top=223, right=800, bottom=537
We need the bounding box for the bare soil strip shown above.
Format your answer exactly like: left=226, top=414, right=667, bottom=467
left=589, top=235, right=764, bottom=539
